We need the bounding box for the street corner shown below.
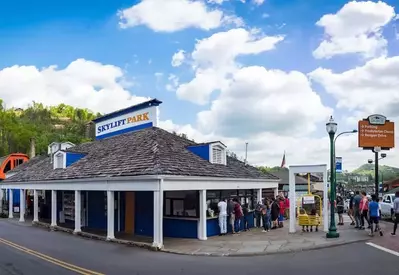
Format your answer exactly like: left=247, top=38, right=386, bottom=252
left=160, top=226, right=373, bottom=257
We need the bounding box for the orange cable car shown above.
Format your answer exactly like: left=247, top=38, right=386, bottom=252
left=0, top=153, right=29, bottom=180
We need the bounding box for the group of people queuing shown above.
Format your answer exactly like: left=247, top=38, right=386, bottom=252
left=254, top=196, right=289, bottom=232
left=346, top=191, right=399, bottom=237
left=217, top=195, right=289, bottom=236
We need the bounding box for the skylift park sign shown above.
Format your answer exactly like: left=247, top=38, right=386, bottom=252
left=358, top=114, right=395, bottom=150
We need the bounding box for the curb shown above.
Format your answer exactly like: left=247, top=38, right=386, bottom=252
left=161, top=238, right=371, bottom=257
left=32, top=221, right=160, bottom=252
left=30, top=221, right=370, bottom=257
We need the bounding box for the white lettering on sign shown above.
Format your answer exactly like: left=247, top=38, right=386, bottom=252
left=303, top=196, right=315, bottom=205
left=95, top=106, right=158, bottom=138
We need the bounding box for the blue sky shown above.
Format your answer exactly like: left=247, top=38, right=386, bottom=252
left=0, top=0, right=398, bottom=169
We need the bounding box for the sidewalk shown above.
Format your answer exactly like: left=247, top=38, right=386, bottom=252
left=162, top=222, right=379, bottom=256
left=4, top=217, right=379, bottom=257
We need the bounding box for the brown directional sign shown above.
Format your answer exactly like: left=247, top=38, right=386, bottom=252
left=358, top=119, right=395, bottom=149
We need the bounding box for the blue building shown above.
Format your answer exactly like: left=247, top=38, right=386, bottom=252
left=0, top=99, right=279, bottom=249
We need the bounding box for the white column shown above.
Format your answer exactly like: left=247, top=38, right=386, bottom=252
left=74, top=190, right=82, bottom=234
left=289, top=171, right=296, bottom=233
left=51, top=190, right=57, bottom=227
left=198, top=190, right=207, bottom=240
left=106, top=191, right=115, bottom=240
left=256, top=189, right=262, bottom=202
left=274, top=187, right=278, bottom=198
left=33, top=190, right=39, bottom=222
left=19, top=189, right=25, bottom=222
left=256, top=188, right=263, bottom=227
left=152, top=190, right=164, bottom=248
left=323, top=168, right=329, bottom=232
left=8, top=189, right=13, bottom=218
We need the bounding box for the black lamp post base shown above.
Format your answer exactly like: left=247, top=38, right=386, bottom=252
left=326, top=231, right=340, bottom=238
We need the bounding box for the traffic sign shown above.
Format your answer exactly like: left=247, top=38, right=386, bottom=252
left=358, top=115, right=395, bottom=149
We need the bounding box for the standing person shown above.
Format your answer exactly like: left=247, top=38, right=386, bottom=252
left=336, top=196, right=344, bottom=225
left=227, top=198, right=236, bottom=234
left=233, top=199, right=243, bottom=234
left=391, top=191, right=399, bottom=236
left=254, top=201, right=263, bottom=228
left=217, top=198, right=227, bottom=236
left=278, top=197, right=285, bottom=228
left=284, top=196, right=290, bottom=219
left=368, top=194, right=383, bottom=237
left=262, top=201, right=271, bottom=232
left=360, top=192, right=370, bottom=230
left=271, top=198, right=280, bottom=229
left=348, top=192, right=355, bottom=226
left=353, top=191, right=362, bottom=229
left=242, top=203, right=250, bottom=231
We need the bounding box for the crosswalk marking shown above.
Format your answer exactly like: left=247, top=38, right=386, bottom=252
left=366, top=242, right=399, bottom=257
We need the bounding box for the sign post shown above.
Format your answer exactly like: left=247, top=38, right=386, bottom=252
left=358, top=115, right=395, bottom=197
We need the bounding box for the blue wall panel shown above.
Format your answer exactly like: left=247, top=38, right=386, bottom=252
left=164, top=219, right=198, bottom=238
left=7, top=189, right=20, bottom=205
left=65, top=152, right=85, bottom=167
left=87, top=191, right=107, bottom=230
left=186, top=144, right=210, bottom=161
left=134, top=191, right=153, bottom=236
left=207, top=218, right=220, bottom=237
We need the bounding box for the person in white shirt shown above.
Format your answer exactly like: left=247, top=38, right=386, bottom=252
left=218, top=198, right=228, bottom=236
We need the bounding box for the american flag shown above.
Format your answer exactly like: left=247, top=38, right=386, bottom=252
left=280, top=151, right=286, bottom=168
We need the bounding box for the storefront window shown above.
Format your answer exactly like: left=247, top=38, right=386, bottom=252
left=164, top=191, right=199, bottom=217
left=207, top=189, right=256, bottom=215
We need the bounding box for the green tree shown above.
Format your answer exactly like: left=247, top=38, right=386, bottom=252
left=0, top=99, right=99, bottom=156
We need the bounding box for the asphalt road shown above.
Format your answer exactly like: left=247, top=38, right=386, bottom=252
left=0, top=219, right=398, bottom=275
left=0, top=242, right=77, bottom=275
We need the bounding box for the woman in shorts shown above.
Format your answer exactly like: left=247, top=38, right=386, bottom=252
left=337, top=196, right=344, bottom=225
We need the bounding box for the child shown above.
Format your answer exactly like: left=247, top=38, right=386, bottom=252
left=374, top=198, right=383, bottom=236
left=262, top=201, right=272, bottom=232
left=368, top=195, right=383, bottom=237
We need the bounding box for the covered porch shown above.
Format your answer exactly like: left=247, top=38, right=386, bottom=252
left=1, top=175, right=279, bottom=249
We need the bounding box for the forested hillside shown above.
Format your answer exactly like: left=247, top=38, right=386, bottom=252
left=0, top=99, right=100, bottom=156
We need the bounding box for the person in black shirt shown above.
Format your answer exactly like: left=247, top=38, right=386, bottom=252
left=242, top=203, right=250, bottom=231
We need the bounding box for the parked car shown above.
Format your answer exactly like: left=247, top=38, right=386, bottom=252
left=380, top=193, right=396, bottom=221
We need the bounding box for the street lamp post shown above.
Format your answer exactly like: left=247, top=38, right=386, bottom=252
left=367, top=153, right=386, bottom=198
left=326, top=116, right=339, bottom=238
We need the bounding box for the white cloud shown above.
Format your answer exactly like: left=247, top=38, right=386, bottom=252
left=196, top=66, right=332, bottom=137
left=313, top=1, right=396, bottom=59
left=252, top=0, right=265, bottom=5
left=172, top=28, right=284, bottom=104
left=309, top=56, right=399, bottom=117
left=159, top=118, right=368, bottom=171
left=0, top=59, right=149, bottom=114
left=166, top=74, right=180, bottom=91
left=118, top=0, right=242, bottom=32
left=309, top=55, right=399, bottom=169
left=171, top=50, right=186, bottom=67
